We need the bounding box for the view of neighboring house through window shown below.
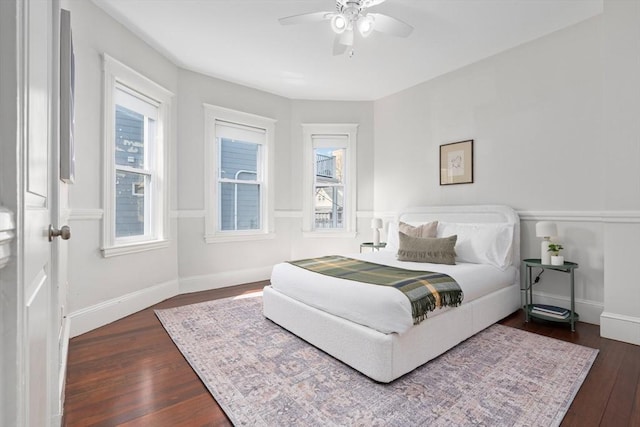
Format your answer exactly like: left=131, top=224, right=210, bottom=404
left=314, top=146, right=345, bottom=229
left=114, top=88, right=155, bottom=238
left=302, top=124, right=357, bottom=236
left=102, top=54, right=172, bottom=257
left=218, top=135, right=261, bottom=231
left=203, top=104, right=275, bottom=242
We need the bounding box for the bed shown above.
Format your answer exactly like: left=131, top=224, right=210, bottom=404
left=263, top=205, right=521, bottom=383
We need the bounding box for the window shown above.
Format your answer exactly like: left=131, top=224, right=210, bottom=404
left=102, top=54, right=173, bottom=257
left=204, top=104, right=276, bottom=242
left=314, top=143, right=345, bottom=229
left=302, top=124, right=358, bottom=236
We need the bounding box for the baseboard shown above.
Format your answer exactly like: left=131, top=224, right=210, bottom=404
left=179, top=266, right=272, bottom=294
left=530, top=290, right=603, bottom=325
left=68, top=279, right=179, bottom=337
left=600, top=311, right=640, bottom=346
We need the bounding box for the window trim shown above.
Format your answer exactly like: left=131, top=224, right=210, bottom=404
left=102, top=54, right=173, bottom=257
left=302, top=123, right=358, bottom=238
left=204, top=104, right=276, bottom=243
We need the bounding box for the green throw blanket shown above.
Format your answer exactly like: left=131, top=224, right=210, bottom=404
left=288, top=255, right=464, bottom=325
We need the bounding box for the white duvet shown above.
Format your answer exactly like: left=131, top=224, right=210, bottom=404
left=270, top=251, right=516, bottom=335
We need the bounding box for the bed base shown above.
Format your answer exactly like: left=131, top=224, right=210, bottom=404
left=263, top=283, right=521, bottom=383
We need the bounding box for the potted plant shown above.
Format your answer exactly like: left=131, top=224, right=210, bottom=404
left=547, top=243, right=564, bottom=266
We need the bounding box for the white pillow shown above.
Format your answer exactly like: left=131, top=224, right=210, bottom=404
left=384, top=221, right=438, bottom=253
left=437, top=222, right=514, bottom=270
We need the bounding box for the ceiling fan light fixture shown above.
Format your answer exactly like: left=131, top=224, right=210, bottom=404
left=278, top=0, right=413, bottom=56
left=331, top=14, right=347, bottom=34
left=357, top=14, right=375, bottom=37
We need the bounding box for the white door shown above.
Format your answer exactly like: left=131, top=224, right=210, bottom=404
left=21, top=0, right=65, bottom=425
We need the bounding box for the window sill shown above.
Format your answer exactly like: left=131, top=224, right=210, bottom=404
left=302, top=231, right=358, bottom=239
left=205, top=232, right=276, bottom=244
left=102, top=239, right=170, bottom=258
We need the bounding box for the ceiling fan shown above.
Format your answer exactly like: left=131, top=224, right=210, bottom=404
left=279, top=0, right=413, bottom=56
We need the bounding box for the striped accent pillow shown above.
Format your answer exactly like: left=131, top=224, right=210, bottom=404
left=397, top=232, right=457, bottom=264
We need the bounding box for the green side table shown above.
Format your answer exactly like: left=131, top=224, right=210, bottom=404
left=522, top=258, right=579, bottom=331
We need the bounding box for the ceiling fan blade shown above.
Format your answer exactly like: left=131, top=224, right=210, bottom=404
left=369, top=13, right=413, bottom=37
left=362, top=0, right=387, bottom=7
left=339, top=0, right=386, bottom=7
left=278, top=11, right=333, bottom=26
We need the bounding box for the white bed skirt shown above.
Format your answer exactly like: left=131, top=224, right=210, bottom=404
left=263, top=283, right=521, bottom=383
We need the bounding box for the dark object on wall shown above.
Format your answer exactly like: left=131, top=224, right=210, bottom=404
left=60, top=9, right=75, bottom=183
left=440, top=139, right=473, bottom=185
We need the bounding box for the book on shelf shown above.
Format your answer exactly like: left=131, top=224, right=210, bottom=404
left=531, top=304, right=569, bottom=315
left=531, top=304, right=570, bottom=319
left=531, top=309, right=570, bottom=319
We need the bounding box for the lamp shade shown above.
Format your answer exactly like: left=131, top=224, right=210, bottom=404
left=371, top=218, right=383, bottom=229
left=535, top=221, right=557, bottom=238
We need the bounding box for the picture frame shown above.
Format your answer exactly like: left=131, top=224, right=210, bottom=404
left=440, top=139, right=473, bottom=185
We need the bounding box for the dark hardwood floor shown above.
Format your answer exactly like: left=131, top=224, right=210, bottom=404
left=64, top=283, right=640, bottom=426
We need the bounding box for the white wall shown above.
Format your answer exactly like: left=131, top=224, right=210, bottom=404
left=373, top=1, right=640, bottom=340
left=601, top=0, right=640, bottom=345
left=288, top=100, right=375, bottom=259
left=374, top=16, right=604, bottom=212
left=175, top=72, right=376, bottom=292
left=64, top=0, right=640, bottom=345
left=175, top=69, right=293, bottom=292
left=63, top=0, right=376, bottom=334
left=374, top=15, right=606, bottom=325
left=62, top=0, right=180, bottom=336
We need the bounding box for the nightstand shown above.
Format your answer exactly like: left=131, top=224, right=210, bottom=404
left=360, top=242, right=387, bottom=253
left=522, top=258, right=579, bottom=331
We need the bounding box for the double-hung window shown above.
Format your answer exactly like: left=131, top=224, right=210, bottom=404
left=302, top=124, right=358, bottom=236
left=204, top=104, right=275, bottom=242
left=313, top=139, right=346, bottom=229
left=102, top=54, right=173, bottom=257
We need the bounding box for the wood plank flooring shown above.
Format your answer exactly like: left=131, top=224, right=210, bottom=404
left=64, top=283, right=640, bottom=426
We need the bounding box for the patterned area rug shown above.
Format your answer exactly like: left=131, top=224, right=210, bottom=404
left=155, top=294, right=598, bottom=426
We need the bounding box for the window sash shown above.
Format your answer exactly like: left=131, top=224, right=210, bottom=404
left=113, top=90, right=157, bottom=242
left=218, top=182, right=262, bottom=231
left=217, top=137, right=263, bottom=182
left=312, top=145, right=347, bottom=231
left=114, top=170, right=152, bottom=240
left=313, top=183, right=345, bottom=230
left=215, top=131, right=264, bottom=233
left=203, top=103, right=276, bottom=243
left=301, top=123, right=358, bottom=236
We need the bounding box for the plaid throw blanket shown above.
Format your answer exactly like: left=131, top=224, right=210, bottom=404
left=288, top=255, right=464, bottom=325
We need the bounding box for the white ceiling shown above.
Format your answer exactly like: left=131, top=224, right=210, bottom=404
left=91, top=0, right=603, bottom=101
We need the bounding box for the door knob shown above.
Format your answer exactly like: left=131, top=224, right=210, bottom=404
left=49, top=224, right=71, bottom=241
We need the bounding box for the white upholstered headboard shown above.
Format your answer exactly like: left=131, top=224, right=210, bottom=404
left=397, top=205, right=521, bottom=281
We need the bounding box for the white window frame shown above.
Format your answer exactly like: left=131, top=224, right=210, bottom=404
left=204, top=104, right=276, bottom=243
left=302, top=123, right=358, bottom=237
left=102, top=54, right=173, bottom=257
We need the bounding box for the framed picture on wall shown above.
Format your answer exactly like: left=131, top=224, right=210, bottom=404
left=440, top=139, right=473, bottom=185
